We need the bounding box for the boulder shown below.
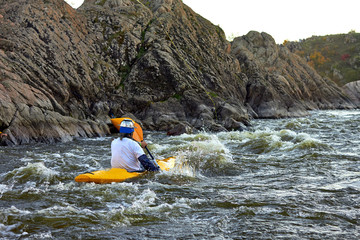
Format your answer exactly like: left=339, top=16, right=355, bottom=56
left=167, top=122, right=193, bottom=136
left=343, top=80, right=360, bottom=107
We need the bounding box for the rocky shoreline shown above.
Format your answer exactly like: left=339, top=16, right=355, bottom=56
left=0, top=0, right=358, bottom=146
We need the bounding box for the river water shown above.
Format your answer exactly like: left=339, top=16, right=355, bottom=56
left=0, top=110, right=359, bottom=239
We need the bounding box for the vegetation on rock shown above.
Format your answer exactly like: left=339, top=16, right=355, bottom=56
left=287, top=32, right=360, bottom=86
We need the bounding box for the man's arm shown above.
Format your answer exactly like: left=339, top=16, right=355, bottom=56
left=138, top=154, right=160, bottom=172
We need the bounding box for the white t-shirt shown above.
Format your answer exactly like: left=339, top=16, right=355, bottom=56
left=111, top=137, right=145, bottom=171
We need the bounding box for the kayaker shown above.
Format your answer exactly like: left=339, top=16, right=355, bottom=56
left=111, top=119, right=160, bottom=172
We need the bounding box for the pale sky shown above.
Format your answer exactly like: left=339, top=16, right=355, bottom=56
left=65, top=0, right=359, bottom=43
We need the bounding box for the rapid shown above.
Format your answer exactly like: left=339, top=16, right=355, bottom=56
left=0, top=110, right=359, bottom=239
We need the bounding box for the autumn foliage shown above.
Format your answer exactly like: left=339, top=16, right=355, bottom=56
left=308, top=51, right=328, bottom=68
left=291, top=32, right=360, bottom=86
left=341, top=54, right=350, bottom=61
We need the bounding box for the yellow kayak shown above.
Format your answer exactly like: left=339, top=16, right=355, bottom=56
left=75, top=157, right=176, bottom=184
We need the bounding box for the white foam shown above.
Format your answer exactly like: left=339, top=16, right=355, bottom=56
left=129, top=188, right=157, bottom=211
left=0, top=223, right=25, bottom=239
left=322, top=178, right=360, bottom=191
left=28, top=231, right=53, bottom=239
left=324, top=110, right=360, bottom=117
left=21, top=181, right=47, bottom=195
left=0, top=183, right=13, bottom=198
left=38, top=205, right=79, bottom=215
left=51, top=153, right=62, bottom=158
left=15, top=162, right=59, bottom=181
left=64, top=152, right=76, bottom=157
left=4, top=206, right=32, bottom=215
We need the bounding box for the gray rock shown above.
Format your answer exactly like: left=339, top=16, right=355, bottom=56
left=167, top=122, right=193, bottom=136
left=343, top=80, right=360, bottom=107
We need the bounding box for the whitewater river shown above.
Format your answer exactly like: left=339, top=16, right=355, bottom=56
left=0, top=110, right=359, bottom=239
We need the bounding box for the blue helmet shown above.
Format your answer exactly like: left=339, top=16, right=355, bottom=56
left=119, top=119, right=135, bottom=133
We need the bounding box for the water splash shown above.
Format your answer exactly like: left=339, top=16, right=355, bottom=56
left=154, top=132, right=234, bottom=177
left=0, top=184, right=13, bottom=199
left=3, top=162, right=59, bottom=184
left=219, top=128, right=332, bottom=155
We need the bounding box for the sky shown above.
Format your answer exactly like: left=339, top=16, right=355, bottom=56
left=64, top=0, right=359, bottom=43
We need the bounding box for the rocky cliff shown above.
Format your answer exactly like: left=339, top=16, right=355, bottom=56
left=231, top=31, right=354, bottom=118
left=0, top=0, right=356, bottom=145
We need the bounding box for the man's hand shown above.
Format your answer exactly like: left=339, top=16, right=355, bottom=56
left=140, top=141, right=148, bottom=148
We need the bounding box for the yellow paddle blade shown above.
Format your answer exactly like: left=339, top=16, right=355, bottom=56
left=133, top=121, right=143, bottom=142
left=110, top=117, right=143, bottom=142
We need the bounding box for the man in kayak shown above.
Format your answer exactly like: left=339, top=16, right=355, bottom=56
left=111, top=119, right=160, bottom=172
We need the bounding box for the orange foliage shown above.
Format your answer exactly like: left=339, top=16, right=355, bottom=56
left=309, top=51, right=328, bottom=67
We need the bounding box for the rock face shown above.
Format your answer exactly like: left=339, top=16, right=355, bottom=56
left=79, top=0, right=249, bottom=133
left=0, top=0, right=356, bottom=145
left=231, top=31, right=354, bottom=118
left=343, top=80, right=360, bottom=107
left=0, top=0, right=111, bottom=145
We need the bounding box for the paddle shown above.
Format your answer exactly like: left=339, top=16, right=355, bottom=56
left=133, top=121, right=160, bottom=168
